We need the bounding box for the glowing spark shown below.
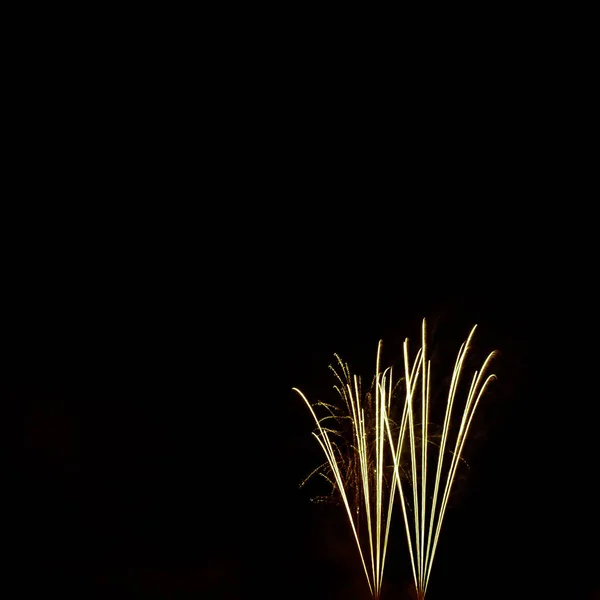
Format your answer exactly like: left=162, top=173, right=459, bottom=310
left=293, top=341, right=397, bottom=600
left=385, top=320, right=497, bottom=598
left=295, top=319, right=497, bottom=599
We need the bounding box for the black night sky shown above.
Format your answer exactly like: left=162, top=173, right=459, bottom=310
left=8, top=225, right=599, bottom=599
left=6, top=24, right=597, bottom=597
left=7, top=5, right=598, bottom=599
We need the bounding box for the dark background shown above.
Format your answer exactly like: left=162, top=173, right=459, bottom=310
left=252, top=263, right=600, bottom=600
left=6, top=223, right=598, bottom=599
left=5, top=14, right=597, bottom=598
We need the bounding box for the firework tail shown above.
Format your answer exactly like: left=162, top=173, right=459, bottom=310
left=293, top=341, right=397, bottom=600
left=385, top=320, right=497, bottom=598
left=295, top=319, right=496, bottom=599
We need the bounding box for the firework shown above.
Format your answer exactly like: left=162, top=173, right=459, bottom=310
left=295, top=319, right=497, bottom=599
left=293, top=342, right=399, bottom=600
left=386, top=320, right=497, bottom=598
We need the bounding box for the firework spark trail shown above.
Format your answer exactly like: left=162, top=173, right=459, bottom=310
left=420, top=322, right=429, bottom=593
left=294, top=341, right=399, bottom=600
left=384, top=345, right=423, bottom=590
left=294, top=386, right=376, bottom=596
left=386, top=320, right=497, bottom=598
left=424, top=348, right=497, bottom=595
left=296, top=319, right=496, bottom=599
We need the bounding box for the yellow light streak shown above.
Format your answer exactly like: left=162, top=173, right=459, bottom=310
left=293, top=340, right=397, bottom=600
left=387, top=320, right=497, bottom=598
left=295, top=319, right=497, bottom=599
